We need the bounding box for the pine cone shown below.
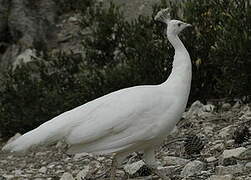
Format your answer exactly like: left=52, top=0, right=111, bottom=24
left=233, top=125, right=250, bottom=144
left=184, top=135, right=205, bottom=155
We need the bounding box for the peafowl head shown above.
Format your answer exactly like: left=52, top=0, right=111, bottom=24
left=154, top=8, right=191, bottom=36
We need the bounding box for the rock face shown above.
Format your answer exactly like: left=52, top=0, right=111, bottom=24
left=103, top=0, right=161, bottom=21
left=0, top=0, right=57, bottom=68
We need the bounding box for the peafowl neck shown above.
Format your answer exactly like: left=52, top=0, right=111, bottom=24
left=162, top=33, right=192, bottom=97
left=168, top=33, right=191, bottom=69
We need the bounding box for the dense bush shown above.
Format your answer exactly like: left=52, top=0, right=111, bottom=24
left=0, top=53, right=84, bottom=136
left=183, top=0, right=251, bottom=100
left=0, top=0, right=250, bottom=137
left=54, top=0, right=93, bottom=14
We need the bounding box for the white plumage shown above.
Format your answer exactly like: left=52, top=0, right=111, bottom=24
left=2, top=8, right=192, bottom=179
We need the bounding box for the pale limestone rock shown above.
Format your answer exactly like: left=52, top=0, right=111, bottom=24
left=183, top=100, right=204, bottom=119
left=232, top=101, right=241, bottom=109
left=245, top=162, right=251, bottom=169
left=163, top=156, right=190, bottom=166
left=218, top=125, right=235, bottom=139
left=216, top=165, right=244, bottom=175
left=211, top=143, right=224, bottom=152
left=13, top=49, right=37, bottom=70
left=208, top=174, right=233, bottom=180
left=124, top=160, right=145, bottom=175
left=38, top=166, right=47, bottom=174
left=181, top=160, right=204, bottom=177
left=76, top=166, right=90, bottom=180
left=157, top=166, right=176, bottom=176
left=202, top=104, right=215, bottom=112
left=73, top=152, right=90, bottom=160
left=60, top=172, right=74, bottom=180
left=222, top=103, right=232, bottom=111
left=206, top=156, right=217, bottom=163
left=221, top=147, right=247, bottom=159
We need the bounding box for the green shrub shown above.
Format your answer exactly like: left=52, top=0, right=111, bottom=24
left=54, top=0, right=93, bottom=14
left=182, top=0, right=251, bottom=100
left=0, top=53, right=84, bottom=136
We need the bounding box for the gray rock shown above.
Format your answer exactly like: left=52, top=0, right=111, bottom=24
left=245, top=162, right=251, bottom=169
left=206, top=156, right=217, bottom=163
left=218, top=125, right=235, bottom=139
left=14, top=169, right=22, bottom=175
left=2, top=174, right=14, bottom=179
left=60, top=172, right=74, bottom=180
left=237, top=147, right=251, bottom=159
left=157, top=166, right=176, bottom=176
left=38, top=166, right=47, bottom=174
left=183, top=100, right=204, bottom=119
left=219, top=147, right=246, bottom=165
left=232, top=101, right=241, bottom=109
left=12, top=48, right=37, bottom=70
left=203, top=123, right=215, bottom=136
left=211, top=142, right=224, bottom=152
left=68, top=16, right=78, bottom=23
left=202, top=104, right=215, bottom=112
left=76, top=166, right=90, bottom=180
left=216, top=165, right=244, bottom=175
left=124, top=160, right=145, bottom=175
left=163, top=156, right=190, bottom=166
left=221, top=147, right=246, bottom=159
left=222, top=103, right=232, bottom=111
left=73, top=152, right=90, bottom=160
left=225, top=139, right=235, bottom=147
left=208, top=174, right=233, bottom=180
left=239, top=107, right=251, bottom=120
left=180, top=160, right=204, bottom=177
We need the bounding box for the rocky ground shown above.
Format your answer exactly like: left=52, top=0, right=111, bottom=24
left=0, top=100, right=251, bottom=180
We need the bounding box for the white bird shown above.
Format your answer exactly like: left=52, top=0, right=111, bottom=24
left=2, top=8, right=192, bottom=180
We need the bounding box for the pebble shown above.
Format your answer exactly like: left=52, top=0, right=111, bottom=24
left=206, top=156, right=217, bottom=163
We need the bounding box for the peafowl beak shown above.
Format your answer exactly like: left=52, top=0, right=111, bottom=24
left=185, top=23, right=192, bottom=27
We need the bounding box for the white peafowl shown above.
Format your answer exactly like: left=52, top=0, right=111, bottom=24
left=2, top=8, right=192, bottom=180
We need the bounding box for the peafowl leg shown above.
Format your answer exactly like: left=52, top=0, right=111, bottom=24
left=110, top=157, right=117, bottom=180
left=143, top=148, right=171, bottom=180
left=110, top=153, right=127, bottom=180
